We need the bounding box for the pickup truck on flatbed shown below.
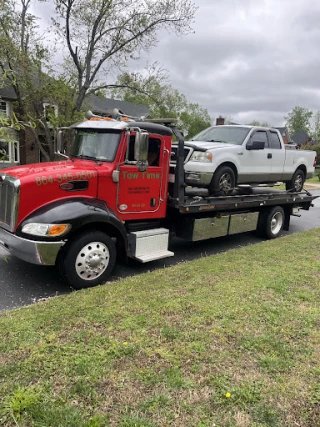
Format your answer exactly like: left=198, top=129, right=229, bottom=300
left=171, top=125, right=317, bottom=195
left=0, top=114, right=317, bottom=289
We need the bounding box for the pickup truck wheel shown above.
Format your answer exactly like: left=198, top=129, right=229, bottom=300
left=209, top=166, right=235, bottom=195
left=285, top=169, right=305, bottom=192
left=57, top=231, right=116, bottom=289
left=257, top=206, right=284, bottom=239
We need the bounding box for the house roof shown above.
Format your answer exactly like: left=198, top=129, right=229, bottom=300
left=0, top=82, right=149, bottom=118
left=85, top=94, right=150, bottom=119
left=0, top=86, right=17, bottom=100
left=291, top=130, right=311, bottom=144
left=274, top=126, right=288, bottom=136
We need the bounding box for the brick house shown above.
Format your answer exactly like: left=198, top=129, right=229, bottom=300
left=274, top=127, right=290, bottom=144
left=0, top=87, right=20, bottom=169
left=0, top=89, right=149, bottom=170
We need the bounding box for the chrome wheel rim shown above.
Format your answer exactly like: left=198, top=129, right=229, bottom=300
left=271, top=212, right=283, bottom=235
left=294, top=175, right=303, bottom=191
left=219, top=173, right=233, bottom=192
left=75, top=241, right=109, bottom=280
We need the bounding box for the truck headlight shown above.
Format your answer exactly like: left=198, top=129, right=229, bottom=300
left=190, top=151, right=212, bottom=162
left=22, top=223, right=71, bottom=237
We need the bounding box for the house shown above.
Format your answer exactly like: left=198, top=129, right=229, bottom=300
left=0, top=87, right=20, bottom=169
left=0, top=88, right=149, bottom=170
left=291, top=130, right=312, bottom=146
left=274, top=127, right=290, bottom=144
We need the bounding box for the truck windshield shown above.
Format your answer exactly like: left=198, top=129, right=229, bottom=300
left=191, top=126, right=250, bottom=145
left=70, top=130, right=121, bottom=161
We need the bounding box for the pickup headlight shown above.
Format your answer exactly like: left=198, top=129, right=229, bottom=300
left=22, top=223, right=71, bottom=237
left=190, top=151, right=212, bottom=162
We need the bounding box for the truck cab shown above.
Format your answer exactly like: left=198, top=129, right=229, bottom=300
left=66, top=119, right=172, bottom=221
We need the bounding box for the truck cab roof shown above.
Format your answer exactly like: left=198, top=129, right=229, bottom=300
left=74, top=119, right=173, bottom=136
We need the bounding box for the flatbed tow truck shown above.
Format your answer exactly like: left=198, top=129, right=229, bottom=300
left=0, top=112, right=317, bottom=288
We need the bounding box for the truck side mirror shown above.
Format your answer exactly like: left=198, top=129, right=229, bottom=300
left=54, top=128, right=73, bottom=159
left=246, top=140, right=265, bottom=150
left=134, top=131, right=149, bottom=172
left=55, top=130, right=64, bottom=154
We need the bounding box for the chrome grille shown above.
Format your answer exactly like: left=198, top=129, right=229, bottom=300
left=0, top=175, right=20, bottom=231
left=170, top=146, right=193, bottom=163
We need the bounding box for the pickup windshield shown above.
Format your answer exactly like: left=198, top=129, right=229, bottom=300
left=191, top=126, right=250, bottom=145
left=70, top=130, right=121, bottom=161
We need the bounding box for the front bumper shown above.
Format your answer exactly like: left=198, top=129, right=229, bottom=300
left=185, top=172, right=213, bottom=186
left=0, top=227, right=65, bottom=266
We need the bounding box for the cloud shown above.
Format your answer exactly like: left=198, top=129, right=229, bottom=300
left=132, top=0, right=320, bottom=126
left=30, top=0, right=320, bottom=127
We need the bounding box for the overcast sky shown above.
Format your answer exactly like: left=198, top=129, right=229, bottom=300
left=32, top=0, right=320, bottom=126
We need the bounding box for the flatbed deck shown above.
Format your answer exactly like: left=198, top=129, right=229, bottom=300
left=169, top=187, right=318, bottom=214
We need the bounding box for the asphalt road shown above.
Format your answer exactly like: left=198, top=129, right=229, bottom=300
left=1, top=189, right=320, bottom=312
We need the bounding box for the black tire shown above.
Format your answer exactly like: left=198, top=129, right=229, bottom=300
left=257, top=206, right=284, bottom=239
left=209, top=166, right=236, bottom=195
left=285, top=169, right=305, bottom=192
left=57, top=231, right=116, bottom=289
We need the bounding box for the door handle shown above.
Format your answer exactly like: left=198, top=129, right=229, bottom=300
left=267, top=153, right=272, bottom=159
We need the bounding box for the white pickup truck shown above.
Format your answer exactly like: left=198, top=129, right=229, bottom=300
left=171, top=125, right=317, bottom=194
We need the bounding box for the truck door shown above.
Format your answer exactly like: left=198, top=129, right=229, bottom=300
left=240, top=130, right=272, bottom=183
left=116, top=136, right=166, bottom=215
left=267, top=130, right=286, bottom=181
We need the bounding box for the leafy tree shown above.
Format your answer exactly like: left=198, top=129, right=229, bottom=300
left=285, top=106, right=313, bottom=137
left=110, top=66, right=211, bottom=138
left=0, top=0, right=196, bottom=160
left=224, top=116, right=236, bottom=125
left=0, top=0, right=83, bottom=160
left=312, top=110, right=320, bottom=142
left=247, top=120, right=271, bottom=127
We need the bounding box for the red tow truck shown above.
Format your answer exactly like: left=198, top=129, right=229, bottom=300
left=0, top=111, right=317, bottom=289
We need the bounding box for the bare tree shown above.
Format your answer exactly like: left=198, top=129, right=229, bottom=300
left=53, top=0, right=196, bottom=111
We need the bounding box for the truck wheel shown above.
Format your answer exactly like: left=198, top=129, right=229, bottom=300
left=57, top=231, right=116, bottom=289
left=285, top=169, right=305, bottom=192
left=257, top=206, right=284, bottom=239
left=209, top=166, right=235, bottom=195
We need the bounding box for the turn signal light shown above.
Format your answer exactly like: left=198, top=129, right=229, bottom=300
left=48, top=224, right=69, bottom=236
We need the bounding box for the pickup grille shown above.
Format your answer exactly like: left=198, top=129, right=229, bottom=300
left=170, top=145, right=193, bottom=163
left=0, top=175, right=20, bottom=232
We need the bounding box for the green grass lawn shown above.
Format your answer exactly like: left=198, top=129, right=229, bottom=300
left=306, top=175, right=320, bottom=184
left=265, top=176, right=320, bottom=191
left=1, top=229, right=320, bottom=427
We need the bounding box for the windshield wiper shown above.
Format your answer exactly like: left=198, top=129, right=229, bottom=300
left=74, top=154, right=100, bottom=164
left=207, top=139, right=228, bottom=143
left=190, top=139, right=228, bottom=143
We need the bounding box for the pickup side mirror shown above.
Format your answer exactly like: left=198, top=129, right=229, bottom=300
left=134, top=131, right=149, bottom=172
left=246, top=140, right=265, bottom=150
